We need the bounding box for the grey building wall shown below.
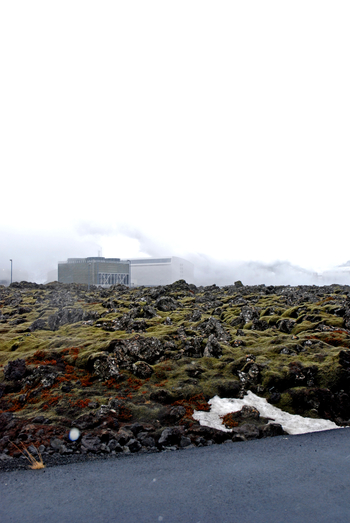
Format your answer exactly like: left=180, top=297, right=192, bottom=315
left=58, top=257, right=130, bottom=286
left=129, top=256, right=194, bottom=286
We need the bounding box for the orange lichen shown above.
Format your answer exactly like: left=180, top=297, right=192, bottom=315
left=320, top=332, right=349, bottom=347
left=126, top=376, right=143, bottom=391
left=27, top=350, right=58, bottom=366
left=220, top=412, right=239, bottom=429
left=118, top=405, right=132, bottom=421
left=8, top=399, right=23, bottom=412
left=316, top=296, right=336, bottom=305
left=68, top=398, right=90, bottom=409
left=36, top=389, right=62, bottom=411
left=42, top=395, right=61, bottom=410
left=172, top=393, right=210, bottom=421
left=69, top=347, right=80, bottom=361
left=105, top=378, right=121, bottom=389
left=28, top=350, right=46, bottom=360
left=55, top=376, right=70, bottom=384
left=80, top=376, right=92, bottom=387
left=48, top=395, right=61, bottom=405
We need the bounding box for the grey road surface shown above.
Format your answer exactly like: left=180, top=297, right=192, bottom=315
left=1, top=428, right=350, bottom=523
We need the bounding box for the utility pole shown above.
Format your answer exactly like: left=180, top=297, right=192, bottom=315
left=9, top=259, right=12, bottom=284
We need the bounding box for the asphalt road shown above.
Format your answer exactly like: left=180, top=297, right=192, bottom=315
left=1, top=428, right=350, bottom=523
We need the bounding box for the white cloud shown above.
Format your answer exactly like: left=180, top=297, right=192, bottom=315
left=1, top=2, right=349, bottom=279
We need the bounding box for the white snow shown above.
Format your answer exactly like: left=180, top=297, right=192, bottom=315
left=192, top=391, right=340, bottom=435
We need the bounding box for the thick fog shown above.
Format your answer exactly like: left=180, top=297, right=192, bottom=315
left=1, top=3, right=350, bottom=287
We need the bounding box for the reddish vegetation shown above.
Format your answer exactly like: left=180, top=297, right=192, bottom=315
left=105, top=378, right=121, bottom=390
left=1, top=347, right=96, bottom=414
left=80, top=376, right=92, bottom=387
left=324, top=335, right=348, bottom=347
left=127, top=376, right=143, bottom=390
left=42, top=396, right=61, bottom=410
left=316, top=296, right=336, bottom=305
left=27, top=350, right=57, bottom=366
left=69, top=347, right=79, bottom=361
left=308, top=331, right=350, bottom=348
left=118, top=405, right=132, bottom=421
left=7, top=399, right=23, bottom=412
left=61, top=347, right=80, bottom=361
left=220, top=413, right=239, bottom=429
left=68, top=398, right=90, bottom=409
left=115, top=375, right=150, bottom=399
left=172, top=393, right=210, bottom=420
left=56, top=376, right=69, bottom=384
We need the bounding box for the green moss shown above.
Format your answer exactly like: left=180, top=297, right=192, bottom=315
left=128, top=402, right=166, bottom=423
left=259, top=314, right=281, bottom=326
left=321, top=316, right=344, bottom=328
left=260, top=362, right=288, bottom=389
left=292, top=321, right=319, bottom=335
left=276, top=392, right=295, bottom=414
left=145, top=324, right=178, bottom=338
left=2, top=282, right=350, bottom=426
left=281, top=306, right=300, bottom=319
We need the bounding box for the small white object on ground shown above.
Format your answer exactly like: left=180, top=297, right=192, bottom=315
left=69, top=428, right=81, bottom=441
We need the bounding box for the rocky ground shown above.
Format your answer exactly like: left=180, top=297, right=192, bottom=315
left=1, top=279, right=350, bottom=471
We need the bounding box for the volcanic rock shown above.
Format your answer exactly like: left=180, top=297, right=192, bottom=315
left=109, top=336, right=165, bottom=368
left=4, top=359, right=27, bottom=382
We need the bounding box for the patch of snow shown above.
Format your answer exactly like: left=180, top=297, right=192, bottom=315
left=192, top=391, right=340, bottom=435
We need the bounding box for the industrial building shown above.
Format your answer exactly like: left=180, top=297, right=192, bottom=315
left=129, top=256, right=194, bottom=287
left=58, top=258, right=130, bottom=287
left=58, top=256, right=194, bottom=287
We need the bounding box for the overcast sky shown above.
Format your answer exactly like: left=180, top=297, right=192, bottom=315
left=1, top=2, right=350, bottom=285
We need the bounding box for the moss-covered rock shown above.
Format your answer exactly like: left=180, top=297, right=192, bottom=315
left=1, top=279, right=350, bottom=462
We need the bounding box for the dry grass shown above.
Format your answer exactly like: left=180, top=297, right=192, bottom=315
left=11, top=442, right=45, bottom=470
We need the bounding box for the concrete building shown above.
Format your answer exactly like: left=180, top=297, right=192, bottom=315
left=58, top=257, right=130, bottom=287
left=58, top=256, right=194, bottom=287
left=129, top=256, right=194, bottom=287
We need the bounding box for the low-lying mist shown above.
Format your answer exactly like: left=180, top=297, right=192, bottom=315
left=188, top=255, right=350, bottom=287
left=2, top=227, right=350, bottom=287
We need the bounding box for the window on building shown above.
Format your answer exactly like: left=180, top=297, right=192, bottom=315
left=98, top=273, right=129, bottom=285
